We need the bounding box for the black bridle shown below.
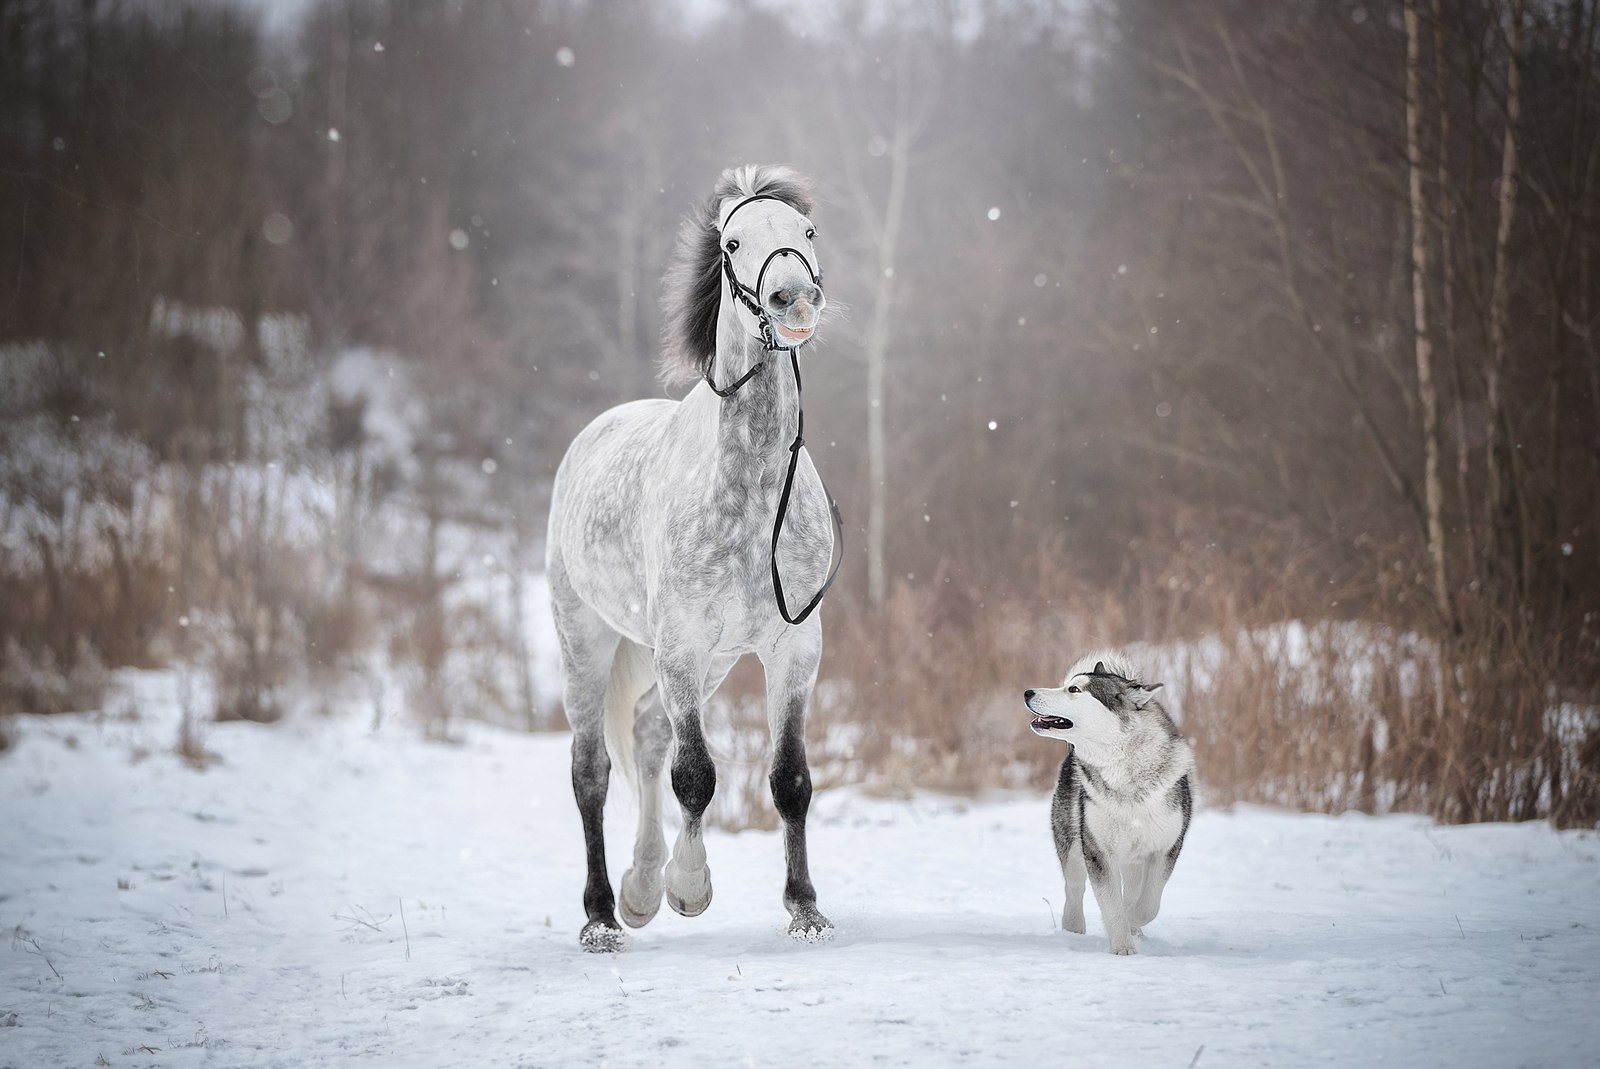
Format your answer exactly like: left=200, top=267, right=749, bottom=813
left=705, top=194, right=843, bottom=626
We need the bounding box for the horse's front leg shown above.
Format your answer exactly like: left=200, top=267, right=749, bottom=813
left=656, top=646, right=716, bottom=917
left=761, top=629, right=832, bottom=939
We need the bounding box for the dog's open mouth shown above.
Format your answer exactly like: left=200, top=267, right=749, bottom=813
left=1030, top=715, right=1073, bottom=732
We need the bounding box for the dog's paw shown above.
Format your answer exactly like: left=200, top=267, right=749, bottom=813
left=1109, top=943, right=1138, bottom=956
left=1062, top=912, right=1087, bottom=935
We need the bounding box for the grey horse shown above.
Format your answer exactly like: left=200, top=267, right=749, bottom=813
left=546, top=165, right=837, bottom=951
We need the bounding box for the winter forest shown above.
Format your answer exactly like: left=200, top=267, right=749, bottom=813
left=5, top=0, right=1595, bottom=820
left=2, top=0, right=1599, bottom=1064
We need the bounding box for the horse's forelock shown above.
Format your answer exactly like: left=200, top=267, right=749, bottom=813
left=660, top=165, right=816, bottom=386
left=714, top=164, right=816, bottom=223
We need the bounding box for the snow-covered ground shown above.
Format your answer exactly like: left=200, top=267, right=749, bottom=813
left=3, top=672, right=1597, bottom=1068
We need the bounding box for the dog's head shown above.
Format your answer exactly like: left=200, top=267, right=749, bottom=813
left=1023, top=652, right=1164, bottom=761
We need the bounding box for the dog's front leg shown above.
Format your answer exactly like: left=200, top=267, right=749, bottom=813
left=1129, top=856, right=1168, bottom=933
left=1084, top=841, right=1136, bottom=954
left=1061, top=842, right=1088, bottom=934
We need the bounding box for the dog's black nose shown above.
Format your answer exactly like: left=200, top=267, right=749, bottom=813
left=1024, top=689, right=1036, bottom=701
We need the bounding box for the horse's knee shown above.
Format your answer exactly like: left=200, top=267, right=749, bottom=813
left=770, top=744, right=812, bottom=823
left=670, top=728, right=716, bottom=816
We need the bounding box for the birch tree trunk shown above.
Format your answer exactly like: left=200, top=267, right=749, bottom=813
left=1405, top=0, right=1455, bottom=630
left=863, top=132, right=908, bottom=608
left=1432, top=0, right=1477, bottom=572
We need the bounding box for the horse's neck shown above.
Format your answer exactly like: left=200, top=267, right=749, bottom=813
left=706, top=313, right=799, bottom=495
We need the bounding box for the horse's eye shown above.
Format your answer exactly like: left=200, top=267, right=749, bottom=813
left=724, top=238, right=739, bottom=253
left=1068, top=685, right=1080, bottom=694
left=805, top=228, right=816, bottom=240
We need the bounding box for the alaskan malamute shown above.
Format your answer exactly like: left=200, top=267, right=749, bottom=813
left=1024, top=652, right=1194, bottom=954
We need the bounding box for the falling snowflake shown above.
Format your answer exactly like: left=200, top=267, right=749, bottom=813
left=262, top=213, right=293, bottom=245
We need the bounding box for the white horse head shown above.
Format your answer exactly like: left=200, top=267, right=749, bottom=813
left=662, top=165, right=827, bottom=386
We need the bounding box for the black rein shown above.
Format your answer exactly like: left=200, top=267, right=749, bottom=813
left=703, top=195, right=844, bottom=626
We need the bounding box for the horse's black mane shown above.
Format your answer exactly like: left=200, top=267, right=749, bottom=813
left=660, top=164, right=816, bottom=386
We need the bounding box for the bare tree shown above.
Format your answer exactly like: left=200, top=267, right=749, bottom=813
left=1405, top=0, right=1455, bottom=629
left=1483, top=0, right=1527, bottom=600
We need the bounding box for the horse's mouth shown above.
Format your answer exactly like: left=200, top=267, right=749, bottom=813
left=1030, top=715, right=1073, bottom=733
left=774, top=321, right=814, bottom=343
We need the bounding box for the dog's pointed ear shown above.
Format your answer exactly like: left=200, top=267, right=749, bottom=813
left=1132, top=682, right=1163, bottom=709
left=1093, top=661, right=1106, bottom=675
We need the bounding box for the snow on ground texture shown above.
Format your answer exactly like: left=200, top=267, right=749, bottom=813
left=2, top=674, right=1597, bottom=1068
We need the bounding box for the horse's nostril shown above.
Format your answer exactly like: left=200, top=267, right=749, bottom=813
left=768, top=288, right=792, bottom=311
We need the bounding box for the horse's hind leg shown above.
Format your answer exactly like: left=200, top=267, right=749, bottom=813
left=550, top=568, right=625, bottom=951
left=619, top=690, right=671, bottom=928
left=762, top=629, right=832, bottom=939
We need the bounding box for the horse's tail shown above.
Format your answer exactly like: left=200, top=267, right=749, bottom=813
left=602, top=638, right=655, bottom=790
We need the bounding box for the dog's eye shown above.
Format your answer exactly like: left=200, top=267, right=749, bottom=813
left=724, top=238, right=739, bottom=253
left=1068, top=685, right=1080, bottom=694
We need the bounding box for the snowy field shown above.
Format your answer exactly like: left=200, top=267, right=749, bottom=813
left=3, top=672, right=1598, bottom=1068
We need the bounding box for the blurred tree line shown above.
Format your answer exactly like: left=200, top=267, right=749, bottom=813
left=0, top=0, right=1595, bottom=823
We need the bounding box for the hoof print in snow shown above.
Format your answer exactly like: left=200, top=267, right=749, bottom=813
left=579, top=921, right=628, bottom=954
left=420, top=977, right=470, bottom=998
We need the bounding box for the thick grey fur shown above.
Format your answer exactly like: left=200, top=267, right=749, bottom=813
left=1027, top=652, right=1196, bottom=955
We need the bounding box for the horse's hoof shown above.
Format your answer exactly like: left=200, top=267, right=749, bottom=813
left=619, top=867, right=663, bottom=929
left=579, top=918, right=627, bottom=953
left=787, top=907, right=833, bottom=942
left=663, top=861, right=712, bottom=918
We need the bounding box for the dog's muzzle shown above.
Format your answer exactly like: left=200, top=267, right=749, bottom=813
left=1024, top=690, right=1072, bottom=732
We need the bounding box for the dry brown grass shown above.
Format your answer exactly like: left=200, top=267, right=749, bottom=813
left=802, top=531, right=1600, bottom=829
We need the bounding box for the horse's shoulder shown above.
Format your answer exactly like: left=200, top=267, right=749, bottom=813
left=587, top=396, right=677, bottom=432
left=564, top=397, right=677, bottom=456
